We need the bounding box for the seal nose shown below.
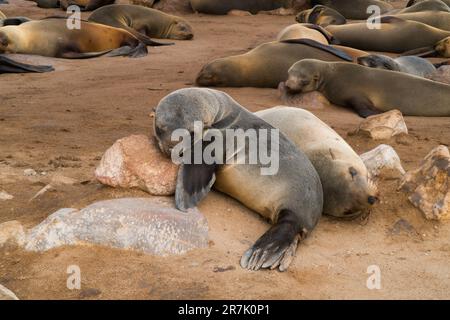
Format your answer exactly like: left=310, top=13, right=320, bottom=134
left=368, top=196, right=378, bottom=205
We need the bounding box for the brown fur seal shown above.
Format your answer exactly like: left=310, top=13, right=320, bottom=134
left=276, top=23, right=335, bottom=44
left=296, top=5, right=346, bottom=27
left=0, top=18, right=156, bottom=58
left=88, top=4, right=193, bottom=40
left=196, top=39, right=354, bottom=88
left=60, top=0, right=115, bottom=11
left=154, top=88, right=323, bottom=271
left=357, top=54, right=437, bottom=78
left=285, top=59, right=450, bottom=117
left=256, top=107, right=378, bottom=218
left=378, top=11, right=450, bottom=31
left=326, top=17, right=450, bottom=55
left=0, top=54, right=54, bottom=73
left=190, top=0, right=307, bottom=15
left=311, top=0, right=393, bottom=19
left=406, top=0, right=450, bottom=9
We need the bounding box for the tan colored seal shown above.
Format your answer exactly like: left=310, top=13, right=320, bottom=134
left=60, top=0, right=115, bottom=11
left=256, top=106, right=378, bottom=218
left=276, top=23, right=335, bottom=44
left=0, top=18, right=152, bottom=58
left=88, top=4, right=194, bottom=40
left=311, top=0, right=393, bottom=19
left=154, top=88, right=323, bottom=271
left=296, top=5, right=346, bottom=27
left=285, top=59, right=450, bottom=117
left=196, top=39, right=354, bottom=88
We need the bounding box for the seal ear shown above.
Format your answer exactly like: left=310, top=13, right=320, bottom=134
left=175, top=163, right=216, bottom=211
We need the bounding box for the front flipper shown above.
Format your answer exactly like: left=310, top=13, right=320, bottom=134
left=0, top=55, right=54, bottom=74
left=240, top=210, right=304, bottom=272
left=175, top=163, right=216, bottom=212
left=106, top=43, right=148, bottom=58
left=347, top=97, right=381, bottom=118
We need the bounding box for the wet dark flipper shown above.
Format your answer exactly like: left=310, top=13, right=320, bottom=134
left=1, top=17, right=31, bottom=26
left=347, top=97, right=381, bottom=118
left=175, top=163, right=216, bottom=212
left=106, top=43, right=148, bottom=58
left=240, top=209, right=303, bottom=272
left=0, top=55, right=54, bottom=73
left=122, top=25, right=174, bottom=47
left=280, top=38, right=353, bottom=61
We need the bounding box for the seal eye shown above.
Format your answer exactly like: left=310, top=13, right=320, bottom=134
left=349, top=167, right=358, bottom=179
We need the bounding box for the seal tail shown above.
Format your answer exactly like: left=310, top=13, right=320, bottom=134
left=0, top=55, right=54, bottom=74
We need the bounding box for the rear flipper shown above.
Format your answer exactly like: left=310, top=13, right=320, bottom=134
left=106, top=43, right=148, bottom=58
left=240, top=209, right=304, bottom=272
left=0, top=55, right=54, bottom=74
left=347, top=96, right=381, bottom=118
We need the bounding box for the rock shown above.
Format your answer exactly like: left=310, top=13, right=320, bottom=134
left=427, top=66, right=450, bottom=85
left=153, top=0, right=193, bottom=13
left=278, top=82, right=330, bottom=109
left=356, top=110, right=408, bottom=140
left=360, top=144, right=406, bottom=179
left=25, top=198, right=209, bottom=256
left=95, top=135, right=178, bottom=196
left=399, top=145, right=450, bottom=221
left=0, top=190, right=13, bottom=201
left=228, top=10, right=252, bottom=16
left=23, top=168, right=37, bottom=176
left=0, top=221, right=26, bottom=247
left=0, top=284, right=19, bottom=300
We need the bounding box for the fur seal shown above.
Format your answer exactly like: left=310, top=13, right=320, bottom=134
left=154, top=87, right=323, bottom=271
left=311, top=0, right=393, bottom=19
left=285, top=59, right=450, bottom=117
left=256, top=107, right=378, bottom=218
left=0, top=54, right=54, bottom=73
left=88, top=4, right=193, bottom=40
left=378, top=11, right=450, bottom=31
left=357, top=54, right=437, bottom=78
left=190, top=0, right=307, bottom=15
left=60, top=0, right=115, bottom=11
left=406, top=0, right=450, bottom=9
left=326, top=17, right=450, bottom=54
left=0, top=18, right=160, bottom=58
left=196, top=39, right=354, bottom=88
left=276, top=23, right=335, bottom=43
left=296, top=5, right=346, bottom=27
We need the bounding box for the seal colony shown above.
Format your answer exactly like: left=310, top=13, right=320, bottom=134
left=2, top=0, right=450, bottom=274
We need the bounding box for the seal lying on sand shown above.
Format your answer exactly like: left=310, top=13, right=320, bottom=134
left=190, top=0, right=307, bottom=15
left=256, top=107, right=378, bottom=218
left=154, top=88, right=324, bottom=271
left=88, top=4, right=193, bottom=40
left=196, top=39, right=354, bottom=88
left=60, top=0, right=115, bottom=11
left=285, top=59, right=450, bottom=117
left=296, top=5, right=346, bottom=26
left=0, top=18, right=170, bottom=58
left=0, top=54, right=54, bottom=73
left=311, top=0, right=393, bottom=19
left=357, top=54, right=438, bottom=78
left=326, top=17, right=450, bottom=55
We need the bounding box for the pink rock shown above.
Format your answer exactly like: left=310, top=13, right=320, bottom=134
left=399, top=145, right=450, bottom=221
left=95, top=135, right=178, bottom=196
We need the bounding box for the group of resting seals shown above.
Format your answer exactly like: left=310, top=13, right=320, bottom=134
left=0, top=4, right=194, bottom=73
left=154, top=87, right=378, bottom=271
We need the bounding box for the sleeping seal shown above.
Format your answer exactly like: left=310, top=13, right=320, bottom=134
left=196, top=39, right=354, bottom=88
left=256, top=107, right=378, bottom=218
left=88, top=4, right=194, bottom=40
left=357, top=54, right=437, bottom=78
left=311, top=0, right=393, bottom=19
left=285, top=59, right=450, bottom=117
left=296, top=5, right=346, bottom=26
left=154, top=88, right=323, bottom=271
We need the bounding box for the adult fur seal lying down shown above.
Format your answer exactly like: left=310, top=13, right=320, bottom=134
left=154, top=88, right=324, bottom=271
left=88, top=4, right=194, bottom=40
left=256, top=107, right=378, bottom=218
left=190, top=0, right=307, bottom=15
left=285, top=59, right=450, bottom=117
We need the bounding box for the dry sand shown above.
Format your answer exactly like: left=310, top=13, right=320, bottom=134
left=0, top=0, right=449, bottom=299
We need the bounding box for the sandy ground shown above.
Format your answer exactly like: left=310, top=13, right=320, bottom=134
left=0, top=0, right=449, bottom=300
